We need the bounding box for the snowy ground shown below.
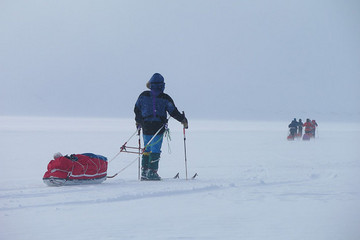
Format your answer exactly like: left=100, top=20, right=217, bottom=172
left=1, top=116, right=360, bottom=240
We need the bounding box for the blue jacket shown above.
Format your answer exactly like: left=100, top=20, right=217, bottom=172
left=288, top=120, right=298, bottom=130
left=134, top=91, right=184, bottom=135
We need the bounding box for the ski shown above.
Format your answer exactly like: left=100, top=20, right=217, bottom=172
left=115, top=172, right=198, bottom=181
left=170, top=172, right=198, bottom=180
left=191, top=173, right=198, bottom=179
left=161, top=172, right=197, bottom=180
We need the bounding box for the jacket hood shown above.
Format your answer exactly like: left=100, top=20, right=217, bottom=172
left=146, top=73, right=165, bottom=95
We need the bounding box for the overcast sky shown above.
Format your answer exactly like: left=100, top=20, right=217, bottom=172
left=0, top=0, right=359, bottom=121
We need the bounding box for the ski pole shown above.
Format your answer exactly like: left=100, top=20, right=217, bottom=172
left=182, top=111, right=188, bottom=180
left=138, top=128, right=141, bottom=180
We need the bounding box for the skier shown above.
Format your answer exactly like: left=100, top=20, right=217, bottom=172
left=288, top=118, right=298, bottom=139
left=134, top=73, right=188, bottom=180
left=297, top=119, right=303, bottom=137
left=311, top=120, right=318, bottom=137
left=303, top=119, right=313, bottom=136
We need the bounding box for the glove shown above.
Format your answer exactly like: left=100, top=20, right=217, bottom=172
left=181, top=117, right=188, bottom=129
left=136, top=122, right=142, bottom=130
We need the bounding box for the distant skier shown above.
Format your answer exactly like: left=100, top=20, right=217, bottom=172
left=134, top=73, right=188, bottom=181
left=311, top=120, right=318, bottom=137
left=288, top=118, right=298, bottom=139
left=303, top=119, right=313, bottom=136
left=297, top=119, right=303, bottom=136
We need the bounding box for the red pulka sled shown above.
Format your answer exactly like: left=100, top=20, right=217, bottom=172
left=43, top=153, right=108, bottom=186
left=42, top=129, right=145, bottom=186
left=302, top=133, right=312, bottom=141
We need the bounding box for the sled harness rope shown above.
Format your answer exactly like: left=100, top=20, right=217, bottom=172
left=144, top=127, right=172, bottom=154
left=107, top=117, right=172, bottom=179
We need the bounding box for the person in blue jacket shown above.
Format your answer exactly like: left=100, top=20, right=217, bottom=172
left=288, top=118, right=298, bottom=138
left=134, top=73, right=188, bottom=180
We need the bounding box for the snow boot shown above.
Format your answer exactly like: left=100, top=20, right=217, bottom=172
left=141, top=153, right=150, bottom=180
left=149, top=152, right=160, bottom=170
left=141, top=168, right=149, bottom=181
left=146, top=153, right=161, bottom=180
left=147, top=169, right=161, bottom=181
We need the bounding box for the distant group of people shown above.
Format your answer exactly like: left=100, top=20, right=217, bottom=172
left=288, top=118, right=318, bottom=140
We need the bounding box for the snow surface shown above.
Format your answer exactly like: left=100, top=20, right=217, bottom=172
left=1, top=116, right=360, bottom=240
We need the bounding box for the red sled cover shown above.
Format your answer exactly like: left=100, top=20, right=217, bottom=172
left=302, top=133, right=312, bottom=141
left=43, top=153, right=108, bottom=186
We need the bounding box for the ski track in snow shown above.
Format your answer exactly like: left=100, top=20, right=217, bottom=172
left=2, top=174, right=356, bottom=212
left=0, top=180, right=224, bottom=211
